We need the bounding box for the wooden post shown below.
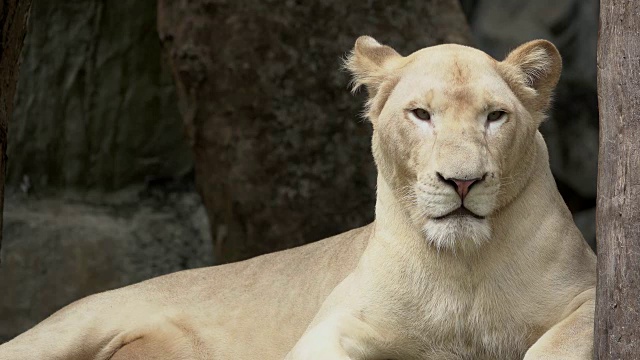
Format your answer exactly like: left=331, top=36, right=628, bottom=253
left=595, top=1, right=640, bottom=358
left=0, top=0, right=32, bottom=261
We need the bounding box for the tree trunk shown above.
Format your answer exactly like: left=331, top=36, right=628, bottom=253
left=0, top=0, right=31, bottom=261
left=157, top=0, right=471, bottom=264
left=595, top=1, right=640, bottom=358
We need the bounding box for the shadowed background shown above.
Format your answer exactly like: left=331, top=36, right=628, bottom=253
left=0, top=0, right=598, bottom=341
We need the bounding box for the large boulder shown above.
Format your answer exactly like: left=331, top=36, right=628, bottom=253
left=0, top=186, right=213, bottom=342
left=158, top=0, right=472, bottom=263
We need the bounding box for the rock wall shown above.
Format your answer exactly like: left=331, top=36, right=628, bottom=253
left=0, top=0, right=208, bottom=342
left=8, top=0, right=192, bottom=190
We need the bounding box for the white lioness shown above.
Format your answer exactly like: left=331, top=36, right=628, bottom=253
left=0, top=37, right=596, bottom=360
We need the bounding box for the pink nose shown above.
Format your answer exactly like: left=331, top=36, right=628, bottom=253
left=452, top=178, right=478, bottom=200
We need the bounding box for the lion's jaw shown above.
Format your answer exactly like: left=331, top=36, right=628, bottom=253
left=349, top=38, right=559, bottom=252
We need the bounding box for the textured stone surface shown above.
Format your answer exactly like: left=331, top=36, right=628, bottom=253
left=0, top=186, right=213, bottom=342
left=0, top=0, right=32, bottom=261
left=8, top=0, right=192, bottom=190
left=158, top=0, right=472, bottom=263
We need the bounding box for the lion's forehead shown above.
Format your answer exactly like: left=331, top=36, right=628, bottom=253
left=391, top=50, right=514, bottom=111
left=393, top=74, right=514, bottom=113
left=410, top=45, right=497, bottom=75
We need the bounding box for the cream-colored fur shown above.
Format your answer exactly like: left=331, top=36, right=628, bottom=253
left=0, top=37, right=596, bottom=360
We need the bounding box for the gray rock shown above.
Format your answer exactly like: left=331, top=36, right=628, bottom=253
left=0, top=187, right=213, bottom=342
left=8, top=0, right=193, bottom=190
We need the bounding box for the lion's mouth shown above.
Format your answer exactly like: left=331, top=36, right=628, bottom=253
left=433, top=207, right=485, bottom=220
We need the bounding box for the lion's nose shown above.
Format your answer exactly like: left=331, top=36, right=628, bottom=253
left=436, top=173, right=485, bottom=200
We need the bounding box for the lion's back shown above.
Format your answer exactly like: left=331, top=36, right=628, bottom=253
left=0, top=224, right=372, bottom=360
left=109, top=223, right=373, bottom=359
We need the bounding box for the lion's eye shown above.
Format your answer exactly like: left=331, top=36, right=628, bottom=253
left=411, top=108, right=431, bottom=121
left=487, top=110, right=506, bottom=122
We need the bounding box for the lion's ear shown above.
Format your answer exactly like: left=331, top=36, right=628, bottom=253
left=502, top=40, right=562, bottom=111
left=345, top=36, right=402, bottom=96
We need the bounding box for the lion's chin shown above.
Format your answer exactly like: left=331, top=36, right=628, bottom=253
left=422, top=216, right=491, bottom=252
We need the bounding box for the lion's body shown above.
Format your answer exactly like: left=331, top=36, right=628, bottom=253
left=0, top=38, right=596, bottom=360
left=0, top=226, right=369, bottom=359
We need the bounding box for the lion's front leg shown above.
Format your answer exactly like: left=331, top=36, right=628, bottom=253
left=284, top=310, right=387, bottom=360
left=524, top=289, right=595, bottom=360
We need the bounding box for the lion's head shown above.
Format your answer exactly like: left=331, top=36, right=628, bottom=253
left=347, top=36, right=561, bottom=251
